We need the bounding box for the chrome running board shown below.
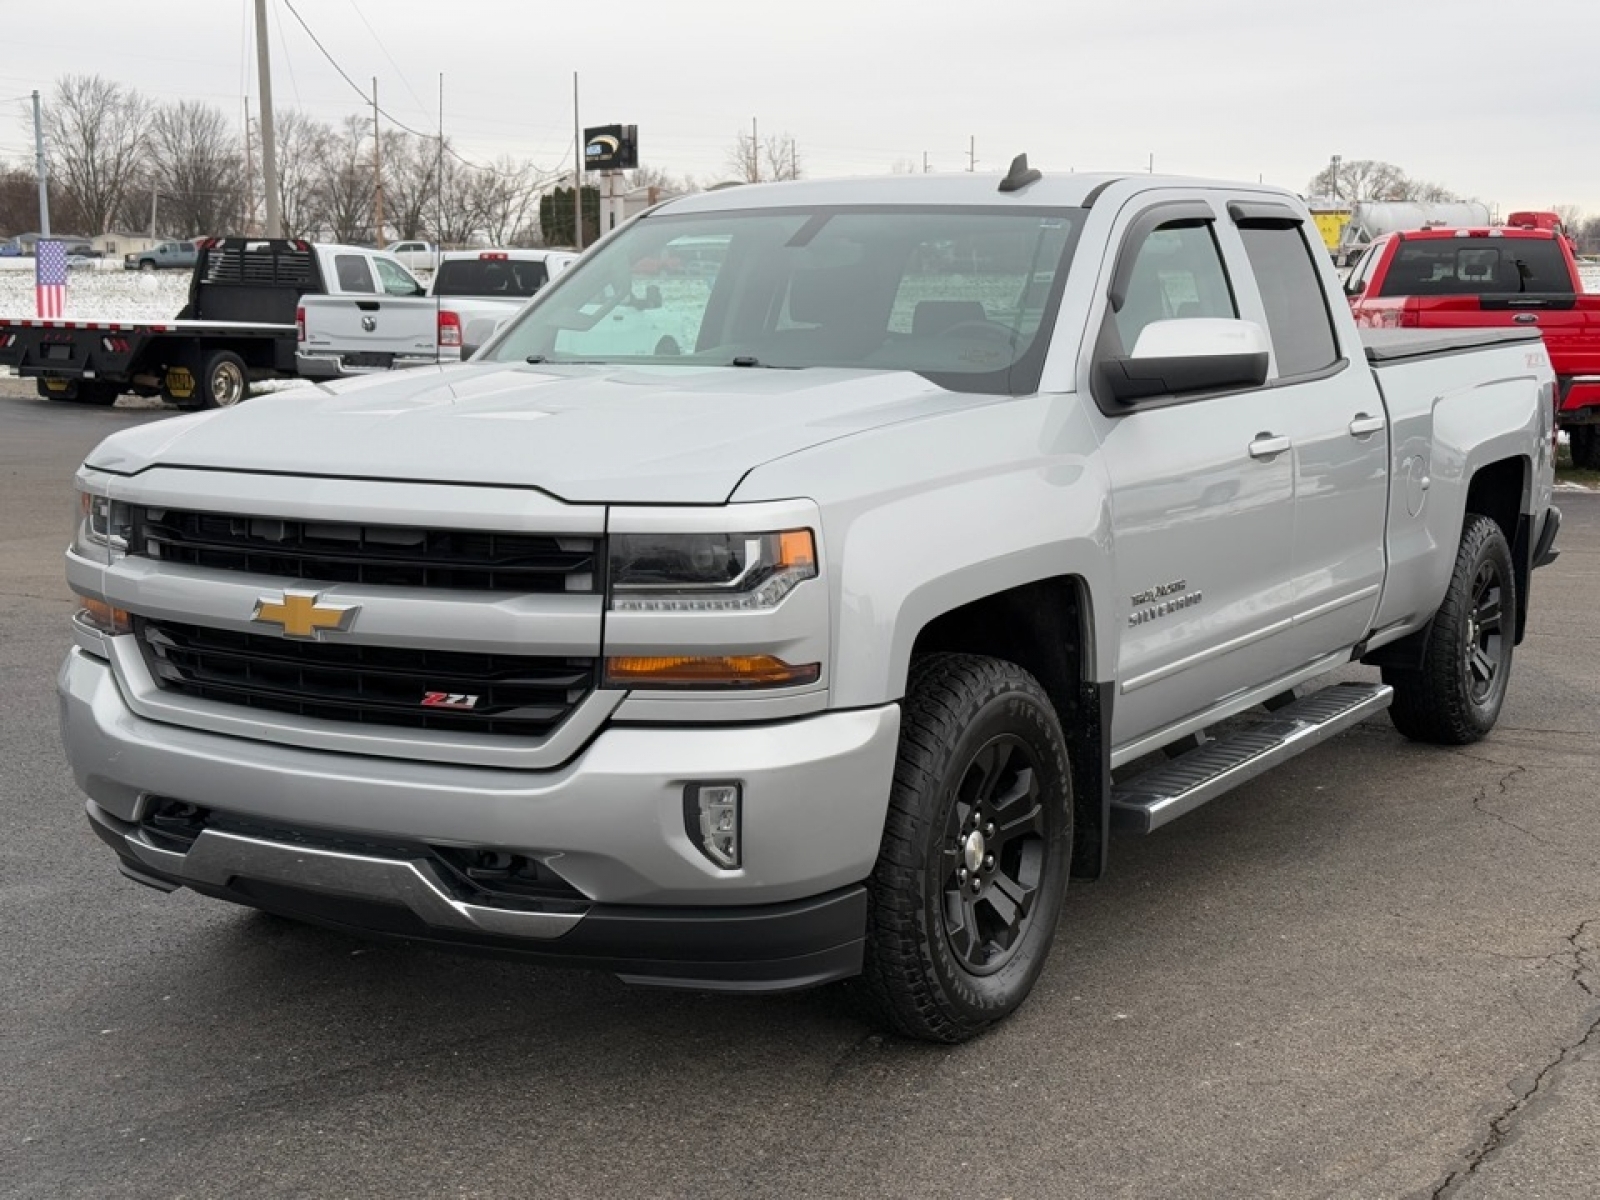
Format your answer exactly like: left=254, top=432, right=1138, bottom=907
left=1111, top=682, right=1393, bottom=833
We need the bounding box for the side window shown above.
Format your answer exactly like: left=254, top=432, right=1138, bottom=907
left=1113, top=222, right=1236, bottom=353
left=1237, top=223, right=1340, bottom=377
left=335, top=254, right=375, bottom=293
left=373, top=256, right=421, bottom=296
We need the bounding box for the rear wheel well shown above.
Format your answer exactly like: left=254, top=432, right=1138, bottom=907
left=910, top=577, right=1108, bottom=879
left=1366, top=455, right=1532, bottom=671
left=1465, top=456, right=1531, bottom=642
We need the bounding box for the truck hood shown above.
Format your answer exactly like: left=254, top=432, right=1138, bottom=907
left=85, top=363, right=992, bottom=504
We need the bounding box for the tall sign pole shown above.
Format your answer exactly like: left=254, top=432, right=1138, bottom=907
left=255, top=0, right=283, bottom=237
left=31, top=90, right=50, bottom=236
left=572, top=73, right=583, bottom=251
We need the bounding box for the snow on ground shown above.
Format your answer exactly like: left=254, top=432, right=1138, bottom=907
left=0, top=265, right=191, bottom=322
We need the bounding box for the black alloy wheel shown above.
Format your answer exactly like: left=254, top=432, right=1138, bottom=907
left=940, top=734, right=1047, bottom=975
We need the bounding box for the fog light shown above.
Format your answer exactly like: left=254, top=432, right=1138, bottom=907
left=684, top=782, right=741, bottom=870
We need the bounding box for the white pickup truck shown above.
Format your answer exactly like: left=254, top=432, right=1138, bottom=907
left=296, top=248, right=577, bottom=378
left=61, top=162, right=1560, bottom=1042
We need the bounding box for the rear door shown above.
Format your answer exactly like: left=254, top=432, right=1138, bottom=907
left=1088, top=194, right=1302, bottom=749
left=1224, top=201, right=1388, bottom=664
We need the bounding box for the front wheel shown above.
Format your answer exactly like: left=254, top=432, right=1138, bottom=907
left=1384, top=514, right=1515, bottom=744
left=860, top=653, right=1073, bottom=1043
left=138, top=260, right=155, bottom=273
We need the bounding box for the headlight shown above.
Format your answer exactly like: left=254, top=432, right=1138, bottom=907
left=609, top=529, right=816, bottom=612
left=72, top=491, right=130, bottom=564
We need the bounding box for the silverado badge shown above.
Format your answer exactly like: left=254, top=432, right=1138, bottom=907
left=251, top=590, right=360, bottom=640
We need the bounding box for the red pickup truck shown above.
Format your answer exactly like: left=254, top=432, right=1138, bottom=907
left=1346, top=227, right=1600, bottom=466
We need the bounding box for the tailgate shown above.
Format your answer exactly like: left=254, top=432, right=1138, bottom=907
left=299, top=295, right=439, bottom=366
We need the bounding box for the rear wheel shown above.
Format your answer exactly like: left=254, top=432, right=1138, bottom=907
left=200, top=350, right=248, bottom=409
left=1568, top=425, right=1599, bottom=471
left=1384, top=514, right=1515, bottom=744
left=859, top=653, right=1073, bottom=1043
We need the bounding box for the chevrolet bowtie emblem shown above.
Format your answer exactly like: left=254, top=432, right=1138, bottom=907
left=251, top=590, right=360, bottom=640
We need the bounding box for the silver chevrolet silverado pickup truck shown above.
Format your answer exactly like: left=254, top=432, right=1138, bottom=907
left=62, top=160, right=1561, bottom=1042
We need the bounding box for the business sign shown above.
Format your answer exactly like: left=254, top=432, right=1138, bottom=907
left=584, top=124, right=638, bottom=172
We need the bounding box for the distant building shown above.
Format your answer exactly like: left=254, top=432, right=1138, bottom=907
left=91, top=232, right=158, bottom=257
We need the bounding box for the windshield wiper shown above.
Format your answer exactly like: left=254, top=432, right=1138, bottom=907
left=730, top=355, right=762, bottom=368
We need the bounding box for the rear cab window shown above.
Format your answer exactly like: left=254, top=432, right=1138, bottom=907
left=433, top=258, right=549, bottom=298
left=334, top=254, right=375, bottom=293
left=1376, top=236, right=1572, bottom=296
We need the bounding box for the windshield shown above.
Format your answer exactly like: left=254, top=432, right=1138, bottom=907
left=483, top=206, right=1084, bottom=395
left=434, top=257, right=549, bottom=298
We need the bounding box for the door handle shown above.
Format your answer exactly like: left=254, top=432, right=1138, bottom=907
left=1348, top=413, right=1385, bottom=438
left=356, top=300, right=381, bottom=312
left=1248, top=433, right=1291, bottom=460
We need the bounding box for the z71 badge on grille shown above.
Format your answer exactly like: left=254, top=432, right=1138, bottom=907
left=421, top=692, right=480, bottom=710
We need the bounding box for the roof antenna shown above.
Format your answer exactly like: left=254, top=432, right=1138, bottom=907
left=998, top=153, right=1042, bottom=193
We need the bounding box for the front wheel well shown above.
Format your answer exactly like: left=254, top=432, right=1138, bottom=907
left=909, top=577, right=1108, bottom=880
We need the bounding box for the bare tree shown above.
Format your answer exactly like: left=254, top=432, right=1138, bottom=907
left=1307, top=159, right=1425, bottom=204
left=724, top=130, right=801, bottom=183
left=272, top=110, right=333, bottom=239
left=472, top=157, right=554, bottom=246
left=432, top=154, right=483, bottom=246
left=312, top=116, right=375, bottom=243
left=39, top=75, right=149, bottom=234
left=149, top=100, right=245, bottom=237
left=1552, top=203, right=1583, bottom=231
left=381, top=131, right=438, bottom=242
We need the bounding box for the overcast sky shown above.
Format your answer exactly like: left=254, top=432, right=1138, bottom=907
left=3, top=0, right=1597, bottom=215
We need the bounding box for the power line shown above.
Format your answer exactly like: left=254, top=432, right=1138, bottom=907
left=276, top=0, right=538, bottom=180
left=348, top=0, right=430, bottom=118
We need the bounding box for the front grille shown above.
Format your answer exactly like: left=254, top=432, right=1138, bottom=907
left=137, top=619, right=595, bottom=737
left=128, top=507, right=600, bottom=594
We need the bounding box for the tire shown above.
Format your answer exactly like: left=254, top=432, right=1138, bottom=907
left=859, top=653, right=1073, bottom=1043
left=1568, top=425, right=1598, bottom=471
left=73, top=381, right=120, bottom=406
left=1384, top=514, right=1515, bottom=745
left=200, top=350, right=248, bottom=409
left=139, top=260, right=155, bottom=273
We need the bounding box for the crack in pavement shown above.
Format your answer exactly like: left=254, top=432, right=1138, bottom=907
left=1461, top=763, right=1553, bottom=849
left=1427, top=921, right=1600, bottom=1199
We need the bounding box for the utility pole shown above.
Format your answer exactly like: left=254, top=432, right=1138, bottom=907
left=752, top=117, right=759, bottom=182
left=31, top=90, right=49, bottom=236
left=572, top=72, right=583, bottom=251
left=922, top=150, right=929, bottom=174
left=149, top=186, right=158, bottom=242
left=436, top=74, right=444, bottom=259
left=372, top=76, right=384, bottom=245
left=1148, top=152, right=1154, bottom=174
left=254, top=0, right=282, bottom=237
left=243, top=95, right=258, bottom=234
left=967, top=136, right=976, bottom=172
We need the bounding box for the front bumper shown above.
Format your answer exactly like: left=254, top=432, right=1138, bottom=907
left=61, top=647, right=900, bottom=991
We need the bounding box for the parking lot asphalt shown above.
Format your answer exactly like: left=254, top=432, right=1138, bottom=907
left=2, top=382, right=1597, bottom=1200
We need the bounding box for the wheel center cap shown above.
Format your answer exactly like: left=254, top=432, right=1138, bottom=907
left=963, top=830, right=986, bottom=873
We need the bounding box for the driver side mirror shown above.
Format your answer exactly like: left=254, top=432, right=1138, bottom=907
left=1345, top=277, right=1365, bottom=297
left=1100, top=318, right=1270, bottom=403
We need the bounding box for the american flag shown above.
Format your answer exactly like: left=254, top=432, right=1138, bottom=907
left=36, top=239, right=67, bottom=319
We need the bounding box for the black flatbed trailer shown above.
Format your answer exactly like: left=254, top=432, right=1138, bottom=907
left=0, top=238, right=324, bottom=408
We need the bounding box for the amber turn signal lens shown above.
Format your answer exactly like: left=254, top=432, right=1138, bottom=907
left=78, top=598, right=132, bottom=636
left=604, top=654, right=820, bottom=688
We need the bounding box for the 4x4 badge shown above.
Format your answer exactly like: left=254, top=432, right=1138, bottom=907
left=251, top=590, right=360, bottom=640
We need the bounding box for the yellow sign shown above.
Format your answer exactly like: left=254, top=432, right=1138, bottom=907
left=165, top=367, right=195, bottom=398
left=251, top=591, right=359, bottom=640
